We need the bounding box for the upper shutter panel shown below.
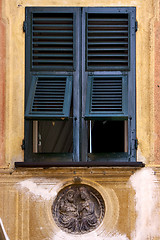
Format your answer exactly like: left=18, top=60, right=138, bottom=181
left=25, top=75, right=72, bottom=119
left=32, top=12, right=74, bottom=71
left=86, top=13, right=129, bottom=71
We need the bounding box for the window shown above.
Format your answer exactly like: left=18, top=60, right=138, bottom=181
left=24, top=7, right=137, bottom=163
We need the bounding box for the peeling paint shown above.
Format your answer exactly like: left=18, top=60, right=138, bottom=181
left=16, top=178, right=130, bottom=239
left=130, top=168, right=160, bottom=240
left=51, top=230, right=129, bottom=240
left=17, top=173, right=160, bottom=240
left=16, top=178, right=62, bottom=201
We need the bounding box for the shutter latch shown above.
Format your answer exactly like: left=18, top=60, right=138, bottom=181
left=135, top=21, right=138, bottom=32
left=23, top=21, right=27, bottom=32
left=21, top=139, right=25, bottom=150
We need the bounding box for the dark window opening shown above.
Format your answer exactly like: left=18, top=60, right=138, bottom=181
left=88, top=120, right=128, bottom=153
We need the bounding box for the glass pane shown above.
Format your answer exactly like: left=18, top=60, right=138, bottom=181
left=38, top=119, right=73, bottom=153
left=33, top=101, right=73, bottom=153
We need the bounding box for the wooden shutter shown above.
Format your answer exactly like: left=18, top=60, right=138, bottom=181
left=25, top=75, right=72, bottom=119
left=25, top=8, right=76, bottom=120
left=83, top=7, right=136, bottom=161
left=84, top=8, right=136, bottom=120
left=85, top=75, right=127, bottom=119
left=32, top=12, right=74, bottom=71
left=86, top=12, right=129, bottom=71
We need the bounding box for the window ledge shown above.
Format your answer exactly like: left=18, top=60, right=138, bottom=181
left=15, top=161, right=145, bottom=168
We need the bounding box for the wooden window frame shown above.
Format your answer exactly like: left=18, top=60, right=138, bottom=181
left=23, top=7, right=137, bottom=164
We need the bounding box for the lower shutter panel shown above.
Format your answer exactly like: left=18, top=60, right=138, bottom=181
left=85, top=75, right=128, bottom=119
left=25, top=75, right=72, bottom=119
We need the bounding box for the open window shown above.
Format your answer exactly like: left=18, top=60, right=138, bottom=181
left=24, top=7, right=136, bottom=163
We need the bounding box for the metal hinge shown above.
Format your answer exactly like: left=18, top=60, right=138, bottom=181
left=21, top=139, right=25, bottom=150
left=23, top=21, right=27, bottom=32
left=135, top=138, right=138, bottom=150
left=135, top=21, right=138, bottom=32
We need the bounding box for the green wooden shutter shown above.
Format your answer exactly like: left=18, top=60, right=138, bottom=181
left=84, top=8, right=135, bottom=120
left=84, top=7, right=136, bottom=161
left=85, top=75, right=127, bottom=119
left=25, top=75, right=72, bottom=119
left=25, top=7, right=76, bottom=120
left=86, top=12, right=129, bottom=71
left=32, top=12, right=74, bottom=71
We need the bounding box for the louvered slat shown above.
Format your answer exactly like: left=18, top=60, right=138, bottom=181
left=92, top=77, right=122, bottom=112
left=32, top=13, right=74, bottom=70
left=87, top=13, right=129, bottom=70
left=85, top=76, right=128, bottom=119
left=25, top=75, right=72, bottom=119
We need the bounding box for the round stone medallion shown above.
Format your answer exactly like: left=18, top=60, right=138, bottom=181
left=52, top=184, right=105, bottom=234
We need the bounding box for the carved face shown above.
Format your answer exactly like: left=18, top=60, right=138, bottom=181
left=79, top=187, right=89, bottom=200
left=66, top=190, right=74, bottom=203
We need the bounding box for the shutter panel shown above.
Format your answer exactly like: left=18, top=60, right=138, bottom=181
left=25, top=8, right=76, bottom=120
left=32, top=12, right=74, bottom=71
left=25, top=75, right=72, bottom=119
left=85, top=75, right=128, bottom=119
left=84, top=8, right=133, bottom=120
left=86, top=12, right=129, bottom=71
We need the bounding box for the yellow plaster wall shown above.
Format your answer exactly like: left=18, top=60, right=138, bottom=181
left=0, top=168, right=146, bottom=240
left=2, top=0, right=157, bottom=166
left=1, top=1, right=160, bottom=239
left=0, top=167, right=159, bottom=240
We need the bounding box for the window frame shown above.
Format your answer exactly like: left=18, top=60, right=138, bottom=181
left=24, top=6, right=137, bottom=163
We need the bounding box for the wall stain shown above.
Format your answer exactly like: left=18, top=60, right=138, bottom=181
left=130, top=168, right=160, bottom=240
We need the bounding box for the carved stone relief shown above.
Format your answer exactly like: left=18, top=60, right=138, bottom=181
left=52, top=184, right=105, bottom=234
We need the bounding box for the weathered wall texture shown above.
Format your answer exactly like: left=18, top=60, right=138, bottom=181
left=1, top=0, right=160, bottom=239
left=154, top=1, right=160, bottom=164
left=0, top=0, right=158, bottom=166
left=0, top=168, right=159, bottom=240
left=0, top=0, right=6, bottom=166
